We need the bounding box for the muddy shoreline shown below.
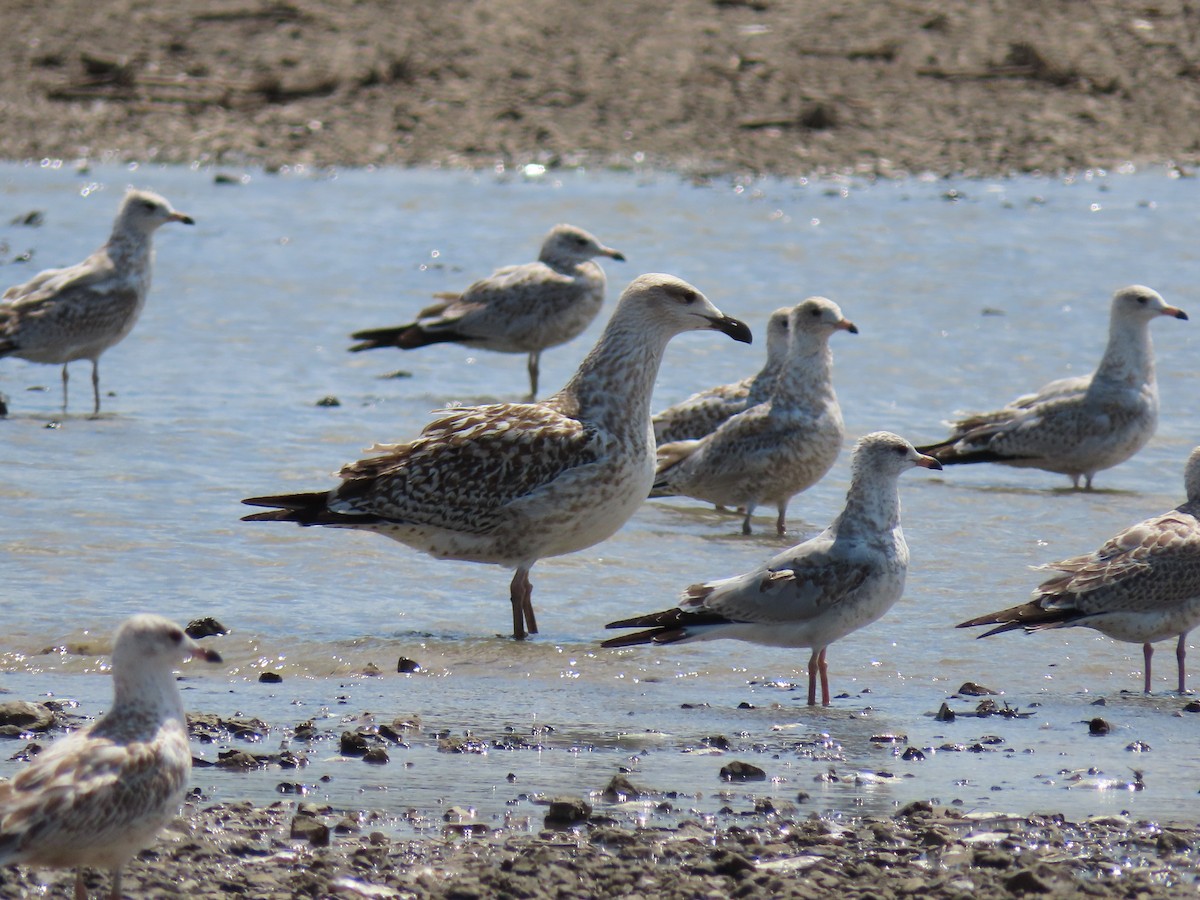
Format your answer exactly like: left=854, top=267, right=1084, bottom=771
left=2, top=2, right=1200, bottom=179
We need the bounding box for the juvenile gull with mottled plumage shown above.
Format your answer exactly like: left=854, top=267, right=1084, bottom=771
left=349, top=223, right=624, bottom=397
left=958, top=444, right=1200, bottom=694
left=247, top=274, right=751, bottom=640
left=605, top=432, right=940, bottom=706
left=0, top=189, right=194, bottom=416
left=652, top=305, right=791, bottom=444
left=0, top=614, right=221, bottom=900
left=650, top=297, right=857, bottom=534
left=917, top=285, right=1187, bottom=489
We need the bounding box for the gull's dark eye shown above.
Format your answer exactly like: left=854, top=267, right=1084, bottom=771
left=573, top=236, right=588, bottom=246
left=809, top=307, right=821, bottom=317
left=140, top=200, right=158, bottom=213
left=893, top=445, right=908, bottom=456
left=1136, top=295, right=1147, bottom=305
left=168, top=628, right=184, bottom=644
left=681, top=290, right=697, bottom=304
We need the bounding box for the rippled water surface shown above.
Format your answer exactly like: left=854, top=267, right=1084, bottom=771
left=2, top=160, right=1200, bottom=831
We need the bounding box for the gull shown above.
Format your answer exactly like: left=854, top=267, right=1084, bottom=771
left=917, top=285, right=1187, bottom=489
left=0, top=189, right=195, bottom=416
left=348, top=223, right=625, bottom=396
left=958, top=445, right=1200, bottom=694
left=246, top=274, right=751, bottom=640
left=650, top=296, right=857, bottom=534
left=652, top=305, right=791, bottom=444
left=0, top=614, right=221, bottom=900
left=604, top=432, right=941, bottom=706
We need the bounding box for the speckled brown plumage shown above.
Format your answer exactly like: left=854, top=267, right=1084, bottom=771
left=651, top=297, right=857, bottom=534
left=0, top=614, right=220, bottom=900
left=652, top=306, right=791, bottom=444
left=958, top=445, right=1200, bottom=693
left=247, top=273, right=752, bottom=639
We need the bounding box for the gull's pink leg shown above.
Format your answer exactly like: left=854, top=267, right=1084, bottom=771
left=817, top=648, right=831, bottom=706
left=509, top=568, right=532, bottom=640
left=806, top=649, right=819, bottom=706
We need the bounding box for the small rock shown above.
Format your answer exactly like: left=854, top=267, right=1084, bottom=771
left=396, top=657, right=421, bottom=673
left=340, top=732, right=370, bottom=756
left=896, top=800, right=933, bottom=819
left=1005, top=869, right=1052, bottom=894
left=316, top=395, right=341, bottom=407
left=544, top=796, right=591, bottom=828
left=290, top=815, right=330, bottom=847
left=185, top=617, right=228, bottom=639
left=1157, top=830, right=1192, bottom=855
left=0, top=701, right=55, bottom=735
left=10, top=210, right=44, bottom=227
left=1088, top=717, right=1111, bottom=735
left=901, top=746, right=926, bottom=761
left=258, top=672, right=283, bottom=684
left=934, top=702, right=956, bottom=722
left=719, top=761, right=766, bottom=781
left=601, top=774, right=645, bottom=801
left=702, top=734, right=730, bottom=750
left=363, top=747, right=389, bottom=764
left=958, top=681, right=998, bottom=696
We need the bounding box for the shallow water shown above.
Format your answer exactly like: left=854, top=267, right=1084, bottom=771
left=1, top=160, right=1199, bottom=831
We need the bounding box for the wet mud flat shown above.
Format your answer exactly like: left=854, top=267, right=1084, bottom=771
left=1, top=798, right=1198, bottom=899
left=2, top=692, right=1200, bottom=898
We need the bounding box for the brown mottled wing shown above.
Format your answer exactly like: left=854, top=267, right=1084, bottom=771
left=652, top=378, right=753, bottom=443
left=1034, top=509, right=1200, bottom=615
left=0, top=732, right=186, bottom=863
left=331, top=403, right=602, bottom=534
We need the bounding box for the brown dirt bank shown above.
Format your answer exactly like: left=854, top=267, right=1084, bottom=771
left=2, top=1, right=1199, bottom=178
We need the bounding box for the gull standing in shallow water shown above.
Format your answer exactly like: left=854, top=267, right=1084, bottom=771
left=246, top=274, right=752, bottom=640
left=917, top=285, right=1187, bottom=489
left=958, top=445, right=1200, bottom=694
left=652, top=305, right=792, bottom=444
left=0, top=189, right=194, bottom=416
left=0, top=614, right=221, bottom=899
left=348, top=223, right=625, bottom=397
left=650, top=297, right=857, bottom=534
left=605, top=432, right=940, bottom=706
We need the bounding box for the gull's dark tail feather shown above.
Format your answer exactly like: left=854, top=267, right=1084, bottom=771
left=241, top=491, right=371, bottom=526
left=956, top=601, right=1084, bottom=638
left=349, top=324, right=462, bottom=352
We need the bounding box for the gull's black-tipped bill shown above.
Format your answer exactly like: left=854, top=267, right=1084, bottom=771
left=707, top=314, right=753, bottom=344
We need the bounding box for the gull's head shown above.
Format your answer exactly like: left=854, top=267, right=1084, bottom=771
left=788, top=296, right=858, bottom=341
left=616, top=273, right=752, bottom=344
left=764, top=307, right=792, bottom=362
left=112, top=613, right=222, bottom=674
left=117, top=189, right=195, bottom=235
left=1111, top=284, right=1187, bottom=323
left=1185, top=446, right=1200, bottom=504
left=852, top=431, right=942, bottom=478
left=542, top=223, right=625, bottom=263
